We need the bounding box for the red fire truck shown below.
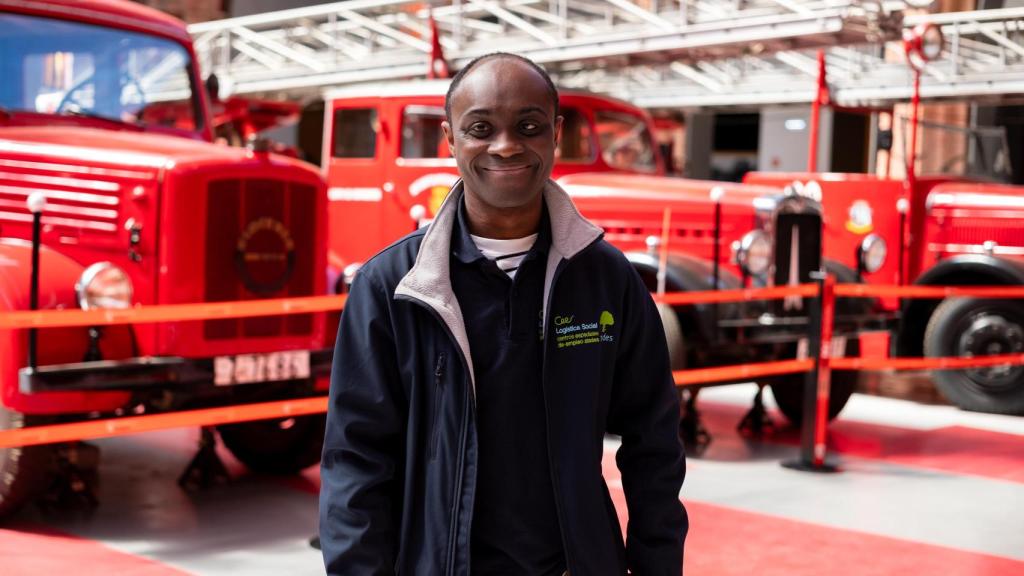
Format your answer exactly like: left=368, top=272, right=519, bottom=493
left=0, top=0, right=331, bottom=515
left=319, top=81, right=870, bottom=436
left=744, top=173, right=1024, bottom=415
left=745, top=26, right=1024, bottom=415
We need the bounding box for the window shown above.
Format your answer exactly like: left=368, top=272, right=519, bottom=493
left=401, top=105, right=447, bottom=158
left=332, top=108, right=378, bottom=158
left=556, top=107, right=593, bottom=162
left=0, top=12, right=199, bottom=132
left=595, top=110, right=657, bottom=172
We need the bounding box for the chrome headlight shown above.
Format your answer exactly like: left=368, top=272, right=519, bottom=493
left=736, top=230, right=772, bottom=277
left=76, top=263, right=133, bottom=310
left=859, top=234, right=887, bottom=274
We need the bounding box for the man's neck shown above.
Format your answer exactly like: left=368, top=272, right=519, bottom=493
left=463, top=190, right=543, bottom=240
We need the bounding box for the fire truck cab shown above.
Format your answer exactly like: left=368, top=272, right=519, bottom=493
left=745, top=171, right=1024, bottom=415
left=321, top=81, right=872, bottom=437
left=0, top=0, right=330, bottom=515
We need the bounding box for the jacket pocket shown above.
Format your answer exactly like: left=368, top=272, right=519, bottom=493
left=429, top=351, right=446, bottom=459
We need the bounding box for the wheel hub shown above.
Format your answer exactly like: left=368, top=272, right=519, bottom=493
left=958, top=312, right=1024, bottom=389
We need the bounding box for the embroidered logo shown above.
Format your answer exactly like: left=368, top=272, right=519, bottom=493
left=554, top=311, right=615, bottom=349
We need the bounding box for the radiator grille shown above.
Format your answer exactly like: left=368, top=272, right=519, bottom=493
left=773, top=210, right=822, bottom=314
left=204, top=179, right=315, bottom=340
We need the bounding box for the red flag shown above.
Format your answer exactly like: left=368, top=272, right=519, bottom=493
left=427, top=11, right=450, bottom=79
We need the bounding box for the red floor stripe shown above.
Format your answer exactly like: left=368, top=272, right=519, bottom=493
left=600, top=454, right=1023, bottom=576
left=699, top=401, right=1024, bottom=483
left=0, top=524, right=190, bottom=576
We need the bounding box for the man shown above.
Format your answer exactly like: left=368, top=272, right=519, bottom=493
left=320, top=53, right=687, bottom=575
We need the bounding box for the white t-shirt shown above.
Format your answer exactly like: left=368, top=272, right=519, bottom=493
left=469, top=233, right=538, bottom=280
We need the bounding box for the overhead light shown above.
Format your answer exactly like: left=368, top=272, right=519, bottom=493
left=784, top=118, right=807, bottom=131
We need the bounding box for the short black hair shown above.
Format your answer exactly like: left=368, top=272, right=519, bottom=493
left=444, top=52, right=560, bottom=122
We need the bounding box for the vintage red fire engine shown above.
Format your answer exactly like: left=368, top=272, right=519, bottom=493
left=319, top=81, right=873, bottom=440
left=0, top=0, right=331, bottom=515
left=745, top=26, right=1024, bottom=415
left=744, top=172, right=1024, bottom=415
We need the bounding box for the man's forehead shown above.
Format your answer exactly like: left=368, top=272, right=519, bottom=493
left=450, top=57, right=553, bottom=117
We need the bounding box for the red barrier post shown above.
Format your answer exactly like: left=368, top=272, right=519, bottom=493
left=784, top=272, right=839, bottom=473
left=812, top=273, right=837, bottom=468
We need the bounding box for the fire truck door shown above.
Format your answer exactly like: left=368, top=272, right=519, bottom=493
left=325, top=102, right=388, bottom=269
left=388, top=102, right=460, bottom=224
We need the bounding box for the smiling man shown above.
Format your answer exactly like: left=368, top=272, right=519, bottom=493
left=320, top=53, right=687, bottom=575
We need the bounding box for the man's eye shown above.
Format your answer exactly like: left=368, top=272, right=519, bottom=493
left=520, top=121, right=539, bottom=133
left=467, top=123, right=491, bottom=136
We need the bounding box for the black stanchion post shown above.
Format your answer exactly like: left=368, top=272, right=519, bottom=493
left=711, top=187, right=723, bottom=325
left=26, top=193, right=46, bottom=371
left=783, top=271, right=839, bottom=473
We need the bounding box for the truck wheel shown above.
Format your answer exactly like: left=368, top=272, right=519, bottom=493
left=0, top=409, right=53, bottom=518
left=924, top=298, right=1024, bottom=415
left=218, top=415, right=325, bottom=475
left=767, top=339, right=860, bottom=425
left=656, top=303, right=687, bottom=371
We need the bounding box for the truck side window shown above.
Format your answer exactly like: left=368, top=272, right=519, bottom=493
left=401, top=105, right=447, bottom=159
left=595, top=110, right=657, bottom=172
left=333, top=107, right=377, bottom=158
left=556, top=107, right=594, bottom=162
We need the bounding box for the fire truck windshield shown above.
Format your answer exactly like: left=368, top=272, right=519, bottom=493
left=0, top=12, right=200, bottom=133
left=595, top=110, right=657, bottom=173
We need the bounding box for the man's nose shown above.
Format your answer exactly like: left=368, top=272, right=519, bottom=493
left=488, top=130, right=525, bottom=157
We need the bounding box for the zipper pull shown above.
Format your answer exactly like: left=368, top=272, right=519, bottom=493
left=435, top=352, right=446, bottom=381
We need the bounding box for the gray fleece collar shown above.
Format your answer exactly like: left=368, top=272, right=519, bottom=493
left=394, top=180, right=603, bottom=392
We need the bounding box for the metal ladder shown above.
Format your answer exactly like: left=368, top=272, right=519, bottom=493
left=188, top=0, right=908, bottom=99
left=560, top=6, right=1024, bottom=108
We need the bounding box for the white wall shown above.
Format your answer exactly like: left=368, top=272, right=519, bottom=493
left=757, top=105, right=833, bottom=173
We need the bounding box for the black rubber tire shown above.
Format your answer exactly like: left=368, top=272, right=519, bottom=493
left=767, top=339, right=860, bottom=425
left=656, top=302, right=687, bottom=371
left=923, top=298, right=1024, bottom=415
left=218, top=414, right=326, bottom=475
left=0, top=409, right=54, bottom=519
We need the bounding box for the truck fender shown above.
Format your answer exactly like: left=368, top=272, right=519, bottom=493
left=0, top=240, right=131, bottom=414
left=895, top=254, right=1024, bottom=357
left=625, top=251, right=743, bottom=348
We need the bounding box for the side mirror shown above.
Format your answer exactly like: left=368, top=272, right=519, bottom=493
left=205, top=74, right=221, bottom=103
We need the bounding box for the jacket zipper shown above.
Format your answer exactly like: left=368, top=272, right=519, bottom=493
left=430, top=351, right=447, bottom=459
left=541, top=239, right=601, bottom=575
left=541, top=262, right=575, bottom=575
left=394, top=294, right=472, bottom=576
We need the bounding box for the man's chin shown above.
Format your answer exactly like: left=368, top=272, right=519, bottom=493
left=469, top=187, right=544, bottom=211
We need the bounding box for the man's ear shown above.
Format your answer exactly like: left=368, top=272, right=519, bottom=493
left=553, top=115, right=564, bottom=146
left=441, top=120, right=456, bottom=156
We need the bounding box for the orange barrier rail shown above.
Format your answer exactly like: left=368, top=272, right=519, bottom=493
left=791, top=281, right=1024, bottom=471
left=674, top=359, right=814, bottom=386
left=834, top=283, right=1024, bottom=299
left=0, top=294, right=348, bottom=330
left=0, top=397, right=328, bottom=449
left=656, top=284, right=818, bottom=305
left=0, top=284, right=817, bottom=449
left=1, top=284, right=820, bottom=331
left=832, top=353, right=1024, bottom=372
left=2, top=281, right=1021, bottom=459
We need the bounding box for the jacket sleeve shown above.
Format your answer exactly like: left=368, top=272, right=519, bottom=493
left=320, top=270, right=406, bottom=575
left=606, top=265, right=688, bottom=575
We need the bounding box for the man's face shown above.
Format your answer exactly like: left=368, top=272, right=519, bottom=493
left=442, top=58, right=562, bottom=210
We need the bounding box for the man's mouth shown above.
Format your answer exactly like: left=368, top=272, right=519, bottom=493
left=482, top=165, right=532, bottom=174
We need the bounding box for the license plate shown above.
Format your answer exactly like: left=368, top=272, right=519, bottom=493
left=214, top=351, right=311, bottom=386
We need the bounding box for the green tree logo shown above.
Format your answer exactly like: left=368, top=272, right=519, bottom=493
left=599, top=311, right=615, bottom=333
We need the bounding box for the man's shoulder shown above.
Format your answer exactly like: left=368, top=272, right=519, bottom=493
left=356, top=228, right=427, bottom=288
left=579, top=237, right=634, bottom=272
